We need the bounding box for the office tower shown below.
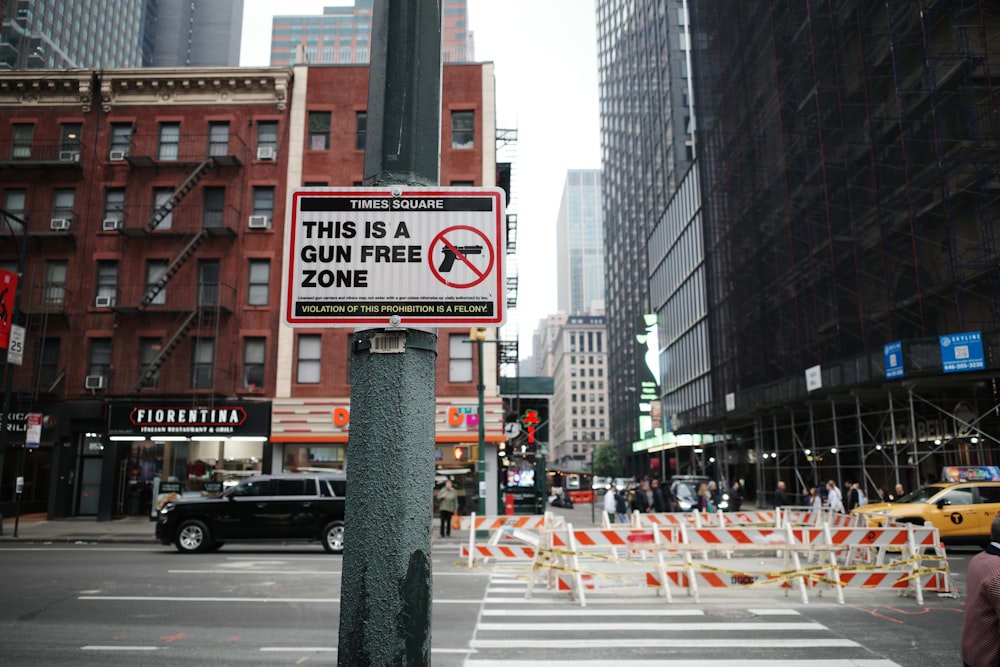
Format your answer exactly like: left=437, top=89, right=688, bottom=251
left=556, top=169, right=604, bottom=317
left=146, top=0, right=244, bottom=67
left=686, top=2, right=1000, bottom=497
left=596, top=0, right=694, bottom=474
left=269, top=0, right=473, bottom=67
left=0, top=0, right=146, bottom=68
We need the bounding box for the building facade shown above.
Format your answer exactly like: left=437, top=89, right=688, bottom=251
left=686, top=1, right=1000, bottom=502
left=0, top=61, right=504, bottom=520
left=595, top=0, right=694, bottom=474
left=269, top=0, right=473, bottom=67
left=146, top=0, right=244, bottom=67
left=555, top=169, right=604, bottom=317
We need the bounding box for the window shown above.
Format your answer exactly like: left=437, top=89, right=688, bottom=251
left=59, top=123, right=81, bottom=156
left=2, top=190, right=26, bottom=232
left=243, top=337, right=265, bottom=389
left=296, top=334, right=321, bottom=383
left=191, top=338, right=215, bottom=389
left=202, top=187, right=225, bottom=228
left=38, top=338, right=60, bottom=388
left=451, top=110, right=474, bottom=149
left=208, top=122, right=229, bottom=157
left=44, top=261, right=67, bottom=306
left=198, top=260, right=219, bottom=307
left=257, top=121, right=277, bottom=153
left=88, top=338, right=112, bottom=378
left=138, top=338, right=160, bottom=388
left=979, top=486, right=1000, bottom=504
left=308, top=112, right=331, bottom=150
left=153, top=188, right=173, bottom=229
left=252, top=186, right=274, bottom=218
left=95, top=261, right=118, bottom=302
left=247, top=259, right=270, bottom=306
left=355, top=111, right=366, bottom=150
left=52, top=189, right=75, bottom=221
left=449, top=334, right=472, bottom=382
left=276, top=478, right=317, bottom=496
left=145, top=260, right=168, bottom=305
left=11, top=124, right=33, bottom=159
left=110, top=123, right=132, bottom=155
left=103, top=188, right=125, bottom=223
left=942, top=489, right=975, bottom=506
left=158, top=122, right=180, bottom=160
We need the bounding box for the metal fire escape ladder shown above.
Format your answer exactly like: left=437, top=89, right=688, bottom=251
left=132, top=311, right=200, bottom=393
left=145, top=159, right=215, bottom=231
left=139, top=231, right=209, bottom=310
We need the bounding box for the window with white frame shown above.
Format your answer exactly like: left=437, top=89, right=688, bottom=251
left=297, top=334, right=321, bottom=383
left=449, top=334, right=472, bottom=383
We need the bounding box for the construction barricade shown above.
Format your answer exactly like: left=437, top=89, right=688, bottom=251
left=524, top=515, right=955, bottom=606
left=458, top=512, right=560, bottom=567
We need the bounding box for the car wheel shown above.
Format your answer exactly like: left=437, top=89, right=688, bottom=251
left=175, top=519, right=211, bottom=554
left=322, top=521, right=345, bottom=554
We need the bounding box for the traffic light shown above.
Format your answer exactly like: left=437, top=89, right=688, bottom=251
left=469, top=326, right=488, bottom=341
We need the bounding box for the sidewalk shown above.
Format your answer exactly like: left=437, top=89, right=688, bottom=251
left=0, top=513, right=157, bottom=543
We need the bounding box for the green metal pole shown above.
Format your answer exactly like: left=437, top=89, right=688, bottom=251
left=477, top=337, right=486, bottom=516
left=337, top=1, right=441, bottom=665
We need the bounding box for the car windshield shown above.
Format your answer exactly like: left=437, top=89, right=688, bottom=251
left=895, top=485, right=948, bottom=503
left=674, top=482, right=699, bottom=499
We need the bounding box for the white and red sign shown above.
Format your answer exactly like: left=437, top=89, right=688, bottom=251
left=283, top=187, right=506, bottom=327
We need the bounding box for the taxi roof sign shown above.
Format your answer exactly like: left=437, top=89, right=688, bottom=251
left=283, top=186, right=506, bottom=328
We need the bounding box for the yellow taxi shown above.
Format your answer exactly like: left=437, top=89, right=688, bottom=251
left=851, top=481, right=1000, bottom=543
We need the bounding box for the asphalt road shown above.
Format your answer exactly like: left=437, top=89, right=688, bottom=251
left=0, top=505, right=975, bottom=666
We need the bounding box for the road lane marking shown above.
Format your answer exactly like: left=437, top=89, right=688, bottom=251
left=465, top=662, right=901, bottom=666
left=81, top=646, right=160, bottom=651
left=475, top=621, right=826, bottom=632
left=481, top=608, right=709, bottom=616
left=470, top=638, right=862, bottom=649
left=78, top=595, right=480, bottom=604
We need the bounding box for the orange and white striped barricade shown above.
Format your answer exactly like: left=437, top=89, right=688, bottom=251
left=458, top=512, right=553, bottom=567
left=677, top=522, right=811, bottom=603
left=527, top=523, right=675, bottom=606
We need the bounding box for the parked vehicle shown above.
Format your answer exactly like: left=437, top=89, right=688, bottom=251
left=155, top=473, right=346, bottom=554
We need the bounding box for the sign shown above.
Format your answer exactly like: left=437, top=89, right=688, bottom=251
left=884, top=340, right=903, bottom=379
left=284, top=187, right=505, bottom=327
left=107, top=401, right=271, bottom=438
left=7, top=324, right=24, bottom=365
left=805, top=364, right=822, bottom=392
left=25, top=412, right=41, bottom=449
left=940, top=331, right=985, bottom=373
left=0, top=268, right=17, bottom=349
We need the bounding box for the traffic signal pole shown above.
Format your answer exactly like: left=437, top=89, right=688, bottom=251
left=337, top=2, right=441, bottom=665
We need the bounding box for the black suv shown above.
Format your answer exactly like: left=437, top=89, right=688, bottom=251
left=155, top=473, right=346, bottom=554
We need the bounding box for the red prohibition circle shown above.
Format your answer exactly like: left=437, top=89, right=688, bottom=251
left=428, top=225, right=495, bottom=288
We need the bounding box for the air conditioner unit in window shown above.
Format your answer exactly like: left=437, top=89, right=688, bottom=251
left=85, top=375, right=106, bottom=390
left=108, top=149, right=127, bottom=161
left=58, top=151, right=79, bottom=162
left=248, top=215, right=271, bottom=229
left=50, top=218, right=71, bottom=231
left=102, top=218, right=122, bottom=231
left=256, top=146, right=275, bottom=160
left=95, top=295, right=115, bottom=308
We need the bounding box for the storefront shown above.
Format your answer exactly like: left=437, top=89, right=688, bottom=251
left=105, top=401, right=271, bottom=519
left=271, top=396, right=505, bottom=513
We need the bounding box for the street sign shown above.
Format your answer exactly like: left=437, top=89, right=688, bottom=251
left=7, top=324, right=24, bottom=365
left=284, top=187, right=506, bottom=328
left=25, top=412, right=41, bottom=449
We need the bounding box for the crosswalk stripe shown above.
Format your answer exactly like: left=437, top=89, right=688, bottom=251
left=475, top=621, right=826, bottom=632
left=465, top=661, right=900, bottom=667
left=470, top=638, right=862, bottom=649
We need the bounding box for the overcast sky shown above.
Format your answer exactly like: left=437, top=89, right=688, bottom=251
left=240, top=0, right=602, bottom=361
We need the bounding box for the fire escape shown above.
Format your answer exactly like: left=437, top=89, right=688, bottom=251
left=496, top=128, right=519, bottom=375
left=112, top=131, right=243, bottom=393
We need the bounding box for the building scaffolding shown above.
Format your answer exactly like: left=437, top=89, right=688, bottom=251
left=683, top=1, right=1000, bottom=503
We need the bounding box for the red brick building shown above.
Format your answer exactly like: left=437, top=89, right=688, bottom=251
left=0, top=62, right=502, bottom=520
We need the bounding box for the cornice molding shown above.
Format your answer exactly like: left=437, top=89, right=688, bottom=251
left=0, top=72, right=94, bottom=111
left=100, top=67, right=292, bottom=112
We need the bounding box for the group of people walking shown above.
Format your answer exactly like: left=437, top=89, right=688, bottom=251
left=774, top=479, right=907, bottom=511
left=602, top=478, right=744, bottom=523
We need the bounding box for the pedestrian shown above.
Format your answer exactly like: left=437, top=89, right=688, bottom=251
left=615, top=486, right=630, bottom=524
left=809, top=487, right=823, bottom=511
left=774, top=480, right=788, bottom=508
left=708, top=481, right=724, bottom=511
left=632, top=480, right=653, bottom=513
left=729, top=481, right=743, bottom=512
left=846, top=482, right=863, bottom=512
left=875, top=487, right=887, bottom=503
left=889, top=483, right=905, bottom=501
left=826, top=480, right=845, bottom=512
left=651, top=479, right=667, bottom=513
left=961, top=515, right=1000, bottom=666
left=436, top=479, right=458, bottom=538
left=700, top=483, right=716, bottom=513
left=603, top=484, right=618, bottom=523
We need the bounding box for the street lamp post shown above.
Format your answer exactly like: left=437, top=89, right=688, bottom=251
left=470, top=327, right=489, bottom=518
